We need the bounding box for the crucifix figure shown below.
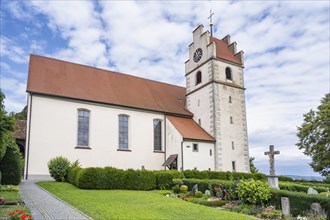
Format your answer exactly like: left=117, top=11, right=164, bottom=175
left=208, top=9, right=214, bottom=36
left=264, top=145, right=280, bottom=176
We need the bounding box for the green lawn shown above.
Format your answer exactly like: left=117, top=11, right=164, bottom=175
left=38, top=182, right=256, bottom=220
left=0, top=190, right=31, bottom=218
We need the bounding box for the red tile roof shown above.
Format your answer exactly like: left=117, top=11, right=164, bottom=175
left=210, top=37, right=242, bottom=65
left=13, top=120, right=26, bottom=140
left=27, top=55, right=192, bottom=116
left=167, top=116, right=215, bottom=142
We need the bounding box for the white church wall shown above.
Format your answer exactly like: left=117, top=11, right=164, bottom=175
left=165, top=118, right=183, bottom=169
left=182, top=141, right=214, bottom=171
left=26, top=94, right=166, bottom=179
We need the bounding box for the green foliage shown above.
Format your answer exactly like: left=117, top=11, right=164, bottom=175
left=0, top=92, right=15, bottom=162
left=278, top=175, right=294, bottom=182
left=279, top=182, right=329, bottom=193
left=319, top=192, right=330, bottom=197
left=182, top=169, right=266, bottom=181
left=195, top=191, right=203, bottom=198
left=183, top=170, right=209, bottom=179
left=48, top=156, right=71, bottom=182
left=237, top=179, right=272, bottom=205
left=154, top=170, right=183, bottom=189
left=0, top=146, right=22, bottom=185
left=71, top=167, right=156, bottom=190
left=296, top=93, right=330, bottom=176
left=249, top=157, right=259, bottom=173
left=270, top=189, right=330, bottom=218
left=11, top=106, right=27, bottom=120
left=172, top=185, right=180, bottom=194
left=190, top=198, right=228, bottom=207
left=325, top=175, right=330, bottom=184
left=180, top=178, right=233, bottom=194
left=179, top=185, right=188, bottom=193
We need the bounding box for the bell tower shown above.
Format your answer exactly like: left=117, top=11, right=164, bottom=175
left=185, top=25, right=250, bottom=172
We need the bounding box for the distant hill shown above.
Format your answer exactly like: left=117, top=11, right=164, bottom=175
left=284, top=175, right=324, bottom=181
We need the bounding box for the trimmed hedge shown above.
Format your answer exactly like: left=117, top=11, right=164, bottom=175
left=182, top=170, right=266, bottom=181
left=0, top=146, right=22, bottom=185
left=154, top=170, right=183, bottom=189
left=270, top=189, right=330, bottom=218
left=279, top=182, right=329, bottom=193
left=278, top=175, right=294, bottom=182
left=180, top=178, right=234, bottom=193
left=68, top=167, right=157, bottom=190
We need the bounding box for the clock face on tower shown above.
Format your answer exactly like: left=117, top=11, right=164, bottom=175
left=193, top=48, right=203, bottom=63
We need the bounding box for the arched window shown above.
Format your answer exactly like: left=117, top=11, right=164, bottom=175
left=225, top=67, right=232, bottom=80
left=195, top=71, right=202, bottom=85
left=153, top=119, right=162, bottom=151
left=77, top=109, right=90, bottom=147
left=119, top=114, right=129, bottom=149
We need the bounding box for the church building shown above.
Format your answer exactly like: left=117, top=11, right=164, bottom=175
left=24, top=25, right=250, bottom=179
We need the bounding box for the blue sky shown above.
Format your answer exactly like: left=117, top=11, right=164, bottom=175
left=1, top=1, right=329, bottom=177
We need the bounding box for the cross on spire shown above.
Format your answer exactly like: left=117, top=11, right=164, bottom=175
left=264, top=145, right=280, bottom=176
left=208, top=9, right=214, bottom=36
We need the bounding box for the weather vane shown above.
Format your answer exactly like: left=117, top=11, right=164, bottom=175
left=208, top=9, right=214, bottom=36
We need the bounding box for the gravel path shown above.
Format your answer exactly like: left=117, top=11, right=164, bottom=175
left=19, top=180, right=92, bottom=220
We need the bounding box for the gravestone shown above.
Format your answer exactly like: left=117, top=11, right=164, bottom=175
left=192, top=184, right=198, bottom=194
left=205, top=190, right=211, bottom=195
left=310, top=203, right=325, bottom=215
left=307, top=187, right=318, bottom=195
left=264, top=145, right=280, bottom=189
left=281, top=197, right=290, bottom=215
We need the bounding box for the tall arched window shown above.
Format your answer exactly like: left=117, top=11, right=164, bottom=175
left=77, top=109, right=90, bottom=147
left=119, top=115, right=129, bottom=149
left=225, top=67, right=232, bottom=80
left=153, top=119, right=162, bottom=151
left=196, top=71, right=202, bottom=85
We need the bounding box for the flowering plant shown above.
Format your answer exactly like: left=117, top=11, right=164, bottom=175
left=9, top=210, right=33, bottom=220
left=213, top=183, right=227, bottom=199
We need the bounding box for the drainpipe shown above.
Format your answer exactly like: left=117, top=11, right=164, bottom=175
left=164, top=114, right=167, bottom=170
left=25, top=93, right=33, bottom=180
left=181, top=140, right=184, bottom=171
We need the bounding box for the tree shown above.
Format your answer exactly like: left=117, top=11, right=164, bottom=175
left=0, top=91, right=15, bottom=161
left=10, top=105, right=27, bottom=120
left=296, top=93, right=330, bottom=176
left=249, top=157, right=259, bottom=173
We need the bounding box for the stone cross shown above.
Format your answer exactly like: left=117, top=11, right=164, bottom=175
left=264, top=145, right=280, bottom=176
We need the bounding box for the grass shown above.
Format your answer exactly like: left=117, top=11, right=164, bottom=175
left=38, top=182, right=256, bottom=220
left=0, top=189, right=31, bottom=218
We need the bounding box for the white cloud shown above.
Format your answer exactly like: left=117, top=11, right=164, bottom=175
left=0, top=36, right=29, bottom=63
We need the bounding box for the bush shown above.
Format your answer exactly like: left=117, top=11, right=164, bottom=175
left=154, top=170, right=183, bottom=189
left=183, top=170, right=209, bottom=179
left=207, top=171, right=228, bottom=180
left=0, top=146, right=22, bottom=185
left=191, top=199, right=227, bottom=207
left=278, top=175, right=294, bottom=182
left=180, top=185, right=188, bottom=193
left=237, top=179, right=272, bottom=205
left=72, top=167, right=156, bottom=190
left=172, top=185, right=180, bottom=194
left=195, top=191, right=203, bottom=198
left=270, top=189, right=330, bottom=218
left=279, top=182, right=329, bottom=193
left=48, top=156, right=71, bottom=182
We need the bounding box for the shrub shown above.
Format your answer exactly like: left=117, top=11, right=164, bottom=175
left=207, top=171, right=228, bottom=180
left=67, top=167, right=82, bottom=186
left=183, top=170, right=209, bottom=179
left=278, top=175, right=294, bottom=182
left=279, top=182, right=328, bottom=193
left=48, top=156, right=71, bottom=182
left=319, top=192, right=330, bottom=197
left=181, top=178, right=233, bottom=193
left=191, top=199, right=227, bottom=207
left=172, top=185, right=180, bottom=194
left=124, top=169, right=156, bottom=190
left=75, top=167, right=156, bottom=190
left=195, top=191, right=203, bottom=198
left=237, top=179, right=272, bottom=205
left=0, top=146, right=22, bottom=185
left=180, top=185, right=188, bottom=193
left=154, top=170, right=183, bottom=189
left=270, top=189, right=330, bottom=218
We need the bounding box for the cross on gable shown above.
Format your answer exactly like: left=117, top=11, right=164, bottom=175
left=264, top=145, right=280, bottom=176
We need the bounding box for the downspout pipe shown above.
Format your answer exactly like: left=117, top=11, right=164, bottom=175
left=181, top=140, right=184, bottom=171
left=25, top=93, right=33, bottom=180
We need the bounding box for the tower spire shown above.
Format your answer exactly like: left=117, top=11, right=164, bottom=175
left=208, top=9, right=214, bottom=37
